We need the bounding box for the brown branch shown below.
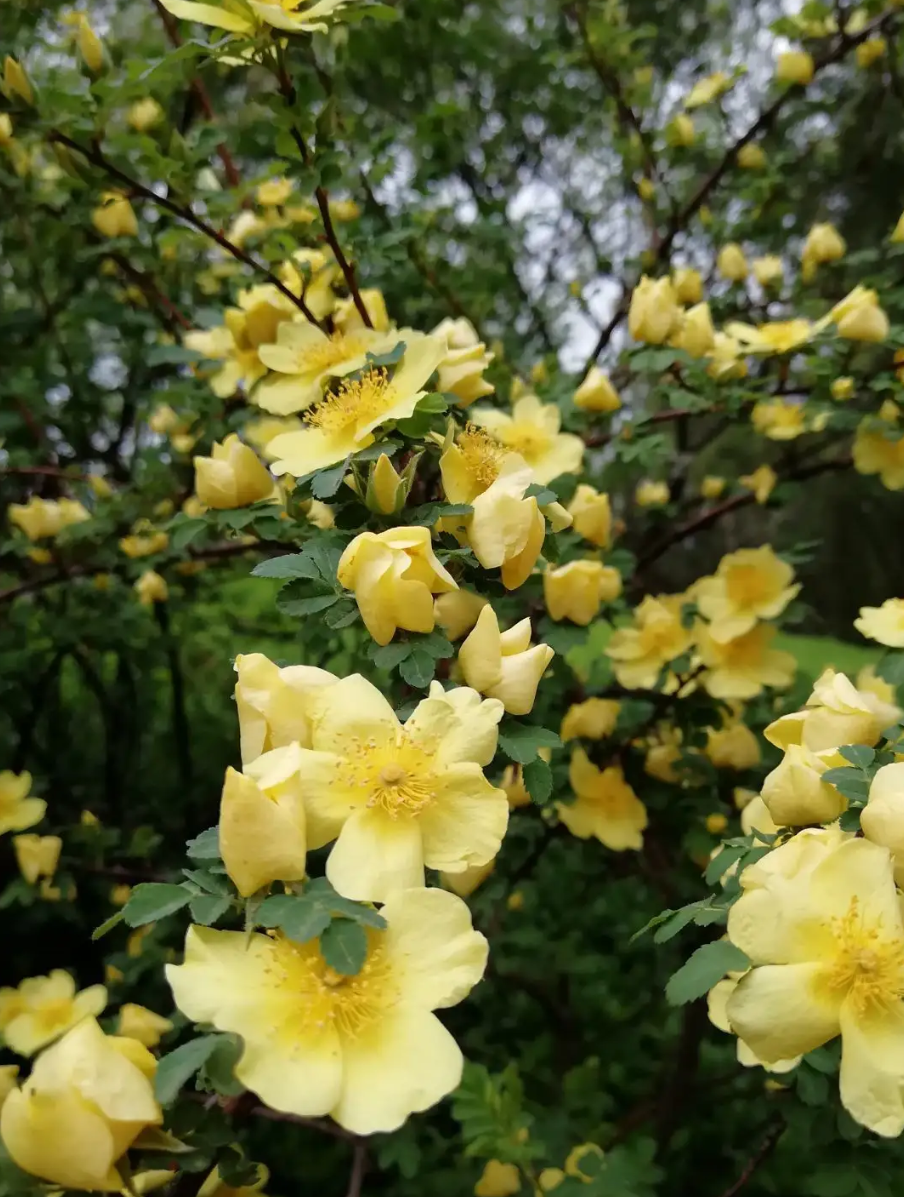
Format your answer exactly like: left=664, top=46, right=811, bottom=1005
left=1, top=465, right=90, bottom=481
left=48, top=131, right=320, bottom=325
left=150, top=0, right=242, bottom=188
left=346, top=1138, right=367, bottom=1197
left=717, top=1119, right=785, bottom=1197
left=107, top=252, right=193, bottom=331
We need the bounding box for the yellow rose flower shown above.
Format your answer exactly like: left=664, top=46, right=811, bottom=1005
left=830, top=285, right=889, bottom=342
left=544, top=560, right=622, bottom=625
left=3, top=56, right=34, bottom=105
left=765, top=667, right=900, bottom=753
left=607, top=596, right=692, bottom=689
left=268, top=334, right=446, bottom=477
left=111, top=884, right=131, bottom=906
left=337, top=526, right=458, bottom=645
left=116, top=1004, right=173, bottom=1049
left=752, top=255, right=783, bottom=287
left=696, top=622, right=796, bottom=700
left=726, top=319, right=813, bottom=356
left=0, top=771, right=46, bottom=837
left=134, top=570, right=168, bottom=606
left=442, top=859, right=495, bottom=898
left=672, top=266, right=703, bottom=304
left=856, top=36, right=886, bottom=68
left=193, top=434, right=274, bottom=509
left=75, top=16, right=105, bottom=72
left=645, top=725, right=686, bottom=784
left=432, top=321, right=495, bottom=407
left=573, top=365, right=621, bottom=413
left=666, top=113, right=696, bottom=147
left=560, top=698, right=620, bottom=742
left=128, top=97, right=164, bottom=132
left=242, top=415, right=304, bottom=458
left=761, top=744, right=846, bottom=825
left=558, top=749, right=647, bottom=850
left=475, top=1160, right=521, bottom=1197
left=705, top=718, right=761, bottom=770
left=775, top=50, right=815, bottom=85
left=737, top=143, right=766, bottom=169
left=635, top=479, right=670, bottom=507
left=675, top=302, right=715, bottom=357
left=739, top=464, right=777, bottom=504
left=567, top=484, right=612, bottom=548
left=831, top=376, right=854, bottom=401
left=469, top=395, right=583, bottom=485
left=285, top=676, right=506, bottom=900
left=8, top=496, right=89, bottom=540
left=684, top=71, right=731, bottom=108
left=166, top=888, right=488, bottom=1132
left=92, top=191, right=139, bottom=238
left=716, top=243, right=748, bottom=282
left=119, top=527, right=169, bottom=557
left=694, top=546, right=800, bottom=643
left=0, top=1018, right=161, bottom=1190
left=186, top=285, right=298, bottom=399
left=628, top=275, right=681, bottom=344
left=700, top=475, right=725, bottom=500
left=233, top=652, right=338, bottom=765
left=332, top=287, right=390, bottom=334
left=860, top=763, right=904, bottom=885
left=0, top=970, right=107, bottom=1056
left=708, top=971, right=800, bottom=1074
left=12, top=834, right=61, bottom=884
left=219, top=747, right=308, bottom=897
left=254, top=321, right=396, bottom=414
left=458, top=606, right=554, bottom=716
left=434, top=590, right=488, bottom=641
left=855, top=598, right=904, bottom=647
left=725, top=835, right=904, bottom=1136
left=707, top=331, right=748, bottom=381
left=801, top=222, right=846, bottom=280
left=159, top=0, right=356, bottom=36
left=854, top=417, right=904, bottom=490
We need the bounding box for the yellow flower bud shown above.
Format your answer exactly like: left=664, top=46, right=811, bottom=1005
left=256, top=176, right=293, bottom=206
left=134, top=570, right=168, bottom=605
left=761, top=744, right=846, bottom=825
left=568, top=484, right=612, bottom=548
left=676, top=302, right=716, bottom=357
left=337, top=526, right=458, bottom=645
left=507, top=890, right=525, bottom=911
left=458, top=606, right=554, bottom=716
left=672, top=266, right=703, bottom=305
left=831, top=376, right=854, bottom=401
left=539, top=1168, right=565, bottom=1192
left=329, top=198, right=361, bottom=222
left=737, top=143, right=766, bottom=169
left=332, top=287, right=390, bottom=334
left=26, top=547, right=52, bottom=565
left=801, top=222, right=845, bottom=276
left=475, top=1161, right=521, bottom=1197
left=219, top=751, right=307, bottom=898
left=573, top=366, right=620, bottom=412
left=128, top=97, right=164, bottom=132
left=717, top=243, right=748, bottom=282
left=434, top=589, right=488, bottom=641
left=739, top=464, right=777, bottom=504
left=832, top=286, right=889, bottom=342
left=856, top=37, right=886, bottom=68
left=635, top=479, right=670, bottom=507
left=363, top=452, right=407, bottom=514
left=544, top=560, right=621, bottom=625
left=193, top=434, right=275, bottom=509
left=705, top=812, right=728, bottom=835
left=752, top=255, right=783, bottom=287
left=666, top=113, right=695, bottom=147
left=0, top=1018, right=162, bottom=1190
left=3, top=57, right=34, bottom=105
left=701, top=475, right=726, bottom=500
left=638, top=177, right=655, bottom=201
left=111, top=883, right=131, bottom=906
left=76, top=18, right=105, bottom=73
left=684, top=71, right=731, bottom=109
left=0, top=114, right=12, bottom=146
left=776, top=50, right=815, bottom=85
left=92, top=191, right=139, bottom=239
left=13, top=834, right=61, bottom=884
left=628, top=275, right=681, bottom=344
left=117, top=1004, right=173, bottom=1049
left=561, top=698, right=620, bottom=741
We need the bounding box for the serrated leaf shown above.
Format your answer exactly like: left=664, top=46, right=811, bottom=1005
left=190, top=894, right=232, bottom=926
left=524, top=483, right=557, bottom=504
left=320, top=918, right=368, bottom=975
left=324, top=599, right=359, bottom=629
left=522, top=758, right=552, bottom=804
left=186, top=827, right=220, bottom=860
left=154, top=1035, right=223, bottom=1105
left=665, top=940, right=750, bottom=1006
left=399, top=646, right=436, bottom=687
left=123, top=883, right=191, bottom=927
left=371, top=641, right=413, bottom=670
left=256, top=893, right=332, bottom=942
left=304, top=878, right=387, bottom=928
left=276, top=584, right=337, bottom=616
left=878, top=652, right=904, bottom=686
left=704, top=843, right=747, bottom=885
left=838, top=745, right=875, bottom=770
left=311, top=458, right=350, bottom=498
left=170, top=518, right=208, bottom=552
left=251, top=554, right=322, bottom=580
left=498, top=724, right=561, bottom=764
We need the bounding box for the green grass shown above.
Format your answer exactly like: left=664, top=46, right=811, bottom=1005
left=774, top=633, right=876, bottom=681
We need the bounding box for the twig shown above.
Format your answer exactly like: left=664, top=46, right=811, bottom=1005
left=48, top=131, right=320, bottom=325
left=346, top=1138, right=367, bottom=1197
left=1, top=465, right=90, bottom=481
left=107, top=252, right=193, bottom=331
left=717, top=1119, right=785, bottom=1197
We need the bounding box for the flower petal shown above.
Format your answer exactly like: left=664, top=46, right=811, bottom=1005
left=326, top=808, right=425, bottom=901
left=381, top=887, right=488, bottom=1009
left=419, top=765, right=509, bottom=872
left=838, top=1000, right=904, bottom=1137
left=726, top=962, right=842, bottom=1063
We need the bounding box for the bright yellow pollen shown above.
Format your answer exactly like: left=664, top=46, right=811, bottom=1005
left=305, top=367, right=391, bottom=436
left=304, top=334, right=365, bottom=374
left=264, top=934, right=397, bottom=1042
left=725, top=564, right=778, bottom=608
left=825, top=899, right=904, bottom=1015
left=346, top=732, right=437, bottom=818
left=458, top=426, right=504, bottom=487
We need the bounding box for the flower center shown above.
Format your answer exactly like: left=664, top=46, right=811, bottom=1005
left=500, top=421, right=551, bottom=460
left=825, top=899, right=904, bottom=1014
left=346, top=732, right=437, bottom=818
left=305, top=367, right=391, bottom=437
left=458, top=426, right=503, bottom=488
left=266, top=934, right=398, bottom=1042
left=725, top=564, right=778, bottom=609
left=304, top=334, right=365, bottom=375
left=34, top=997, right=73, bottom=1030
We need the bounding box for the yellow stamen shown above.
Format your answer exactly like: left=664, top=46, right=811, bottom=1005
left=825, top=898, right=904, bottom=1015
left=305, top=367, right=391, bottom=436
left=345, top=732, right=437, bottom=818
left=458, top=425, right=503, bottom=487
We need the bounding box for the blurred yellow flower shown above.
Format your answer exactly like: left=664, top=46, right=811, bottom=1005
left=752, top=255, right=783, bottom=287
left=434, top=589, right=488, bottom=641
left=92, top=191, right=138, bottom=238
left=717, top=243, right=748, bottom=282
left=128, top=98, right=164, bottom=132
left=831, top=376, right=854, bottom=401
left=458, top=606, right=554, bottom=716
left=573, top=366, right=620, bottom=413
left=9, top=496, right=89, bottom=540
left=0, top=971, right=107, bottom=1056
left=559, top=750, right=646, bottom=850
left=685, top=71, right=731, bottom=108
left=544, top=560, right=622, bottom=625
left=469, top=395, right=583, bottom=484
left=695, top=546, right=799, bottom=642
left=568, top=484, right=612, bottom=547
left=117, top=1004, right=173, bottom=1049
left=701, top=475, right=725, bottom=500
left=475, top=1160, right=521, bottom=1197
left=776, top=50, right=814, bottom=85
left=561, top=698, right=620, bottom=742
left=628, top=276, right=681, bottom=344
left=0, top=772, right=45, bottom=837
left=635, top=479, right=669, bottom=507
left=855, top=598, right=904, bottom=647
left=737, top=143, right=766, bottom=169
left=672, top=266, right=702, bottom=304
left=12, top=834, right=61, bottom=884
left=739, top=464, right=777, bottom=504
left=134, top=570, right=168, bottom=606
left=193, top=434, right=274, bottom=509
left=727, top=319, right=812, bottom=356
left=607, top=596, right=692, bottom=689
left=697, top=622, right=796, bottom=700
left=159, top=0, right=357, bottom=36
left=765, top=668, right=900, bottom=753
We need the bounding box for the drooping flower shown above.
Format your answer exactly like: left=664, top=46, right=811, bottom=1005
left=0, top=772, right=45, bottom=837
left=469, top=395, right=583, bottom=484
left=567, top=485, right=612, bottom=548
left=434, top=590, right=489, bottom=641
left=268, top=334, right=447, bottom=477
left=0, top=1018, right=161, bottom=1190
left=694, top=546, right=799, bottom=643
left=764, top=667, right=900, bottom=753
left=761, top=744, right=846, bottom=825
left=558, top=750, right=647, bottom=850
left=628, top=276, right=681, bottom=344
left=674, top=302, right=715, bottom=357
left=725, top=834, right=904, bottom=1136
left=830, top=286, right=889, bottom=342
left=0, top=971, right=107, bottom=1056
left=337, top=526, right=458, bottom=645
left=458, top=606, right=554, bottom=716
left=166, top=888, right=488, bottom=1133
left=292, top=675, right=507, bottom=900
left=255, top=322, right=396, bottom=414
left=433, top=319, right=495, bottom=408
left=12, top=834, right=61, bottom=885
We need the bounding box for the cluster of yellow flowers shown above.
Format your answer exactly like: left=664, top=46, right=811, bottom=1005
left=0, top=770, right=67, bottom=899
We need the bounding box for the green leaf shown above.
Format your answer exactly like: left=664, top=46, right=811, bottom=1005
left=365, top=341, right=406, bottom=367
left=256, top=894, right=332, bottom=943
left=91, top=909, right=125, bottom=941
left=154, top=1035, right=224, bottom=1105
left=399, top=646, right=436, bottom=687
left=665, top=940, right=751, bottom=1006
left=838, top=744, right=875, bottom=770
left=122, top=883, right=191, bottom=927
left=276, top=585, right=338, bottom=617
left=186, top=827, right=221, bottom=860
left=821, top=767, right=870, bottom=801
left=498, top=723, right=561, bottom=764
left=524, top=483, right=557, bottom=504
left=251, top=554, right=322, bottom=580
left=304, top=878, right=387, bottom=928
left=324, top=599, right=359, bottom=629
left=651, top=907, right=698, bottom=944
left=320, top=918, right=368, bottom=975
left=878, top=652, right=904, bottom=686
left=198, top=1033, right=245, bottom=1098
left=170, top=518, right=208, bottom=552
left=371, top=641, right=413, bottom=670
left=522, top=758, right=552, bottom=804
left=311, top=458, right=350, bottom=498
left=704, top=843, right=747, bottom=885
left=190, top=894, right=232, bottom=926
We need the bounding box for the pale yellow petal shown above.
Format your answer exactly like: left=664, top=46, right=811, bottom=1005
left=419, top=765, right=509, bottom=873
left=726, top=962, right=841, bottom=1062
left=326, top=808, right=425, bottom=901
left=380, top=887, right=488, bottom=1009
